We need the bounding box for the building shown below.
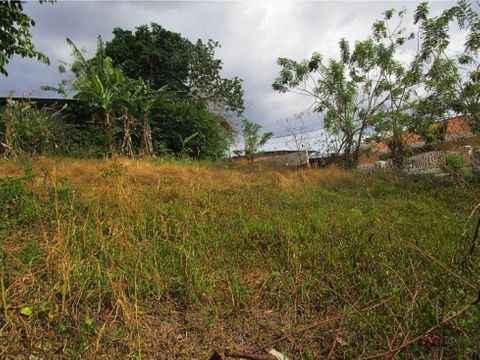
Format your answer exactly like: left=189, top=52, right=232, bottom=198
left=232, top=150, right=314, bottom=167
left=358, top=117, right=480, bottom=166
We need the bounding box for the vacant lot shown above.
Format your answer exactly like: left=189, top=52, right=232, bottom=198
left=0, top=157, right=478, bottom=358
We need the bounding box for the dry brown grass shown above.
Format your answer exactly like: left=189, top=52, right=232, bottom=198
left=0, top=157, right=478, bottom=359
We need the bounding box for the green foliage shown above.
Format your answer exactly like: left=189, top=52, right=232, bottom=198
left=0, top=1, right=50, bottom=76
left=237, top=118, right=273, bottom=161
left=441, top=153, right=471, bottom=178
left=416, top=0, right=480, bottom=128
left=60, top=127, right=109, bottom=158
left=0, top=98, right=64, bottom=158
left=151, top=100, right=231, bottom=159
left=273, top=8, right=421, bottom=167
left=273, top=2, right=480, bottom=169
left=105, top=24, right=191, bottom=91
left=104, top=23, right=245, bottom=116
left=56, top=37, right=169, bottom=157
left=45, top=34, right=237, bottom=159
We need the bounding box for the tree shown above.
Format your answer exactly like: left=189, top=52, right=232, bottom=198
left=364, top=9, right=426, bottom=168
left=272, top=36, right=396, bottom=167
left=185, top=39, right=244, bottom=116
left=0, top=1, right=50, bottom=76
left=115, top=75, right=137, bottom=157
left=415, top=0, right=480, bottom=129
left=237, top=118, right=273, bottom=162
left=272, top=7, right=441, bottom=168
left=104, top=24, right=191, bottom=92
left=104, top=23, right=245, bottom=116
left=46, top=35, right=234, bottom=159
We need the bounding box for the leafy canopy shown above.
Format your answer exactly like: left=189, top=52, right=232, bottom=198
left=0, top=1, right=50, bottom=76
left=104, top=23, right=245, bottom=116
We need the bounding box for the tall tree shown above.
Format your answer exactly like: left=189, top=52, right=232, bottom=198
left=185, top=39, right=244, bottom=116
left=105, top=24, right=191, bottom=91
left=272, top=33, right=398, bottom=167
left=273, top=6, right=451, bottom=168
left=0, top=0, right=50, bottom=76
left=104, top=23, right=245, bottom=116
left=365, top=9, right=426, bottom=168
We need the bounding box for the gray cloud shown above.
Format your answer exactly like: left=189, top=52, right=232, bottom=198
left=1, top=0, right=463, bottom=150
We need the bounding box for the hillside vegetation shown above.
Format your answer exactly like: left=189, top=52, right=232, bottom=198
left=0, top=157, right=478, bottom=358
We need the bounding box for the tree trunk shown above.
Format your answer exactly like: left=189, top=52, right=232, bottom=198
left=390, top=130, right=404, bottom=169
left=141, top=114, right=154, bottom=157
left=121, top=114, right=134, bottom=158
left=104, top=112, right=115, bottom=155
left=352, top=126, right=366, bottom=167
left=343, top=134, right=354, bottom=167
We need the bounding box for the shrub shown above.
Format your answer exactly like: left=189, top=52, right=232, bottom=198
left=0, top=98, right=64, bottom=158
left=151, top=100, right=232, bottom=160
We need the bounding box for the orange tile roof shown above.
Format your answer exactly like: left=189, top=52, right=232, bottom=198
left=365, top=117, right=472, bottom=150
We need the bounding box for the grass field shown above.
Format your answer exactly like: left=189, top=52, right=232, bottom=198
left=0, top=157, right=479, bottom=359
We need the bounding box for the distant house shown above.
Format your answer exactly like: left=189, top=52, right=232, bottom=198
left=232, top=150, right=314, bottom=167
left=358, top=117, right=480, bottom=166
left=308, top=152, right=343, bottom=168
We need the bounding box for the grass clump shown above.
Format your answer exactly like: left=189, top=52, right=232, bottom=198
left=0, top=157, right=478, bottom=358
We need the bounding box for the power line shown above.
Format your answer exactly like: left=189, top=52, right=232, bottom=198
left=269, top=124, right=328, bottom=140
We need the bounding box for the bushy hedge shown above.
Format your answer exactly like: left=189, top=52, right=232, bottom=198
left=1, top=98, right=233, bottom=160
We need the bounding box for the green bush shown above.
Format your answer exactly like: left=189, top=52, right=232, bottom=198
left=60, top=127, right=109, bottom=158
left=151, top=100, right=232, bottom=160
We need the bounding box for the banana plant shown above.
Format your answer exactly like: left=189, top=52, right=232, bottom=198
left=67, top=37, right=123, bottom=154
left=131, top=80, right=167, bottom=157
left=114, top=76, right=138, bottom=157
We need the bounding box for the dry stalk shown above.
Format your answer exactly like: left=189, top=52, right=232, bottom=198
left=404, top=241, right=479, bottom=292
left=252, top=296, right=392, bottom=354
left=366, top=302, right=472, bottom=359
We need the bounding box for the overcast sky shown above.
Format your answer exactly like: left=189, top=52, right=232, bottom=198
left=1, top=0, right=462, bottom=151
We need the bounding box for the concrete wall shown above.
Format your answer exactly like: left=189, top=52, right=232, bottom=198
left=256, top=151, right=309, bottom=167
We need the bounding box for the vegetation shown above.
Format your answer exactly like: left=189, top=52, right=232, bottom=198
left=234, top=118, right=273, bottom=162
left=35, top=24, right=243, bottom=160
left=273, top=1, right=480, bottom=168
left=0, top=0, right=51, bottom=76
left=0, top=98, right=64, bottom=158
left=441, top=153, right=472, bottom=179
left=0, top=158, right=478, bottom=358
left=104, top=24, right=244, bottom=116
left=1, top=2, right=479, bottom=358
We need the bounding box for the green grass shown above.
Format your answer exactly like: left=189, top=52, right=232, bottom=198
left=0, top=157, right=479, bottom=358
